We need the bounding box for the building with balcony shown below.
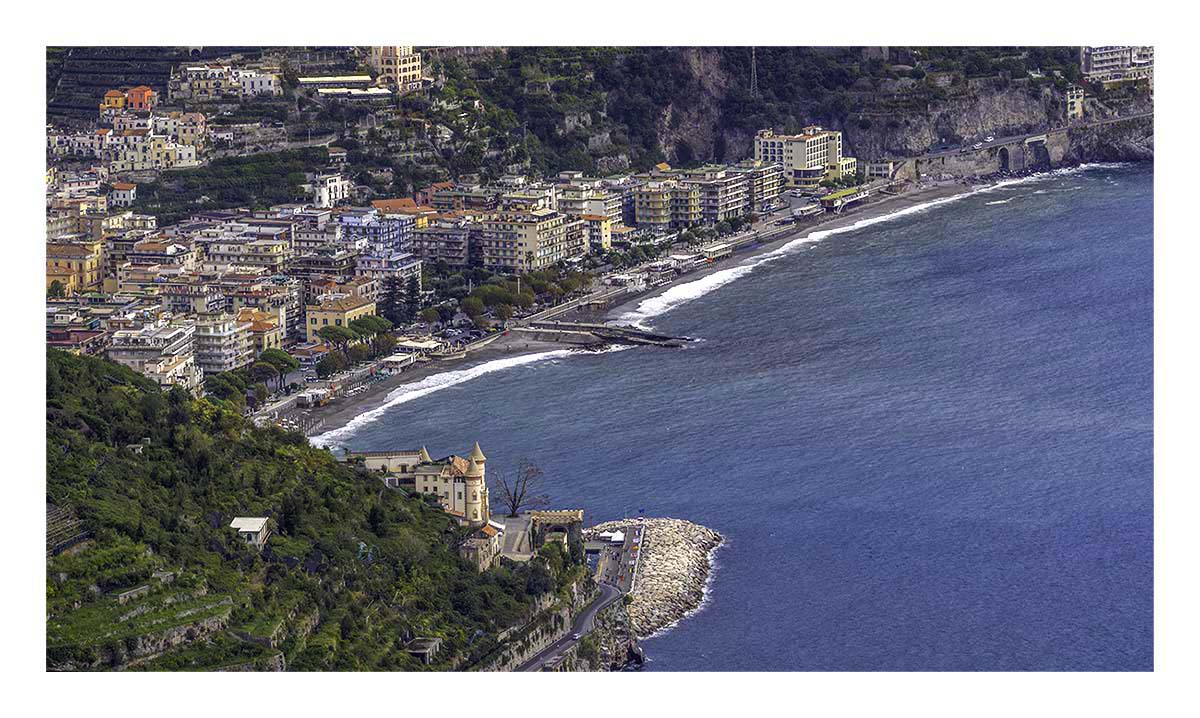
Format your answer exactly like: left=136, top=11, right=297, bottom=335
left=1080, top=46, right=1154, bottom=86
left=479, top=209, right=586, bottom=274
left=412, top=218, right=474, bottom=268
left=1066, top=84, right=1086, bottom=121
left=192, top=313, right=255, bottom=375
left=681, top=166, right=750, bottom=224
left=633, top=180, right=701, bottom=230
left=106, top=322, right=204, bottom=394
left=367, top=46, right=424, bottom=91
left=729, top=159, right=785, bottom=213
left=754, top=127, right=857, bottom=190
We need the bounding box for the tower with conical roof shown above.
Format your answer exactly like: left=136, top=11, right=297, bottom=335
left=463, top=442, right=488, bottom=525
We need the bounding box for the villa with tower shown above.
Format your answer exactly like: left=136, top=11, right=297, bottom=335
left=347, top=441, right=503, bottom=570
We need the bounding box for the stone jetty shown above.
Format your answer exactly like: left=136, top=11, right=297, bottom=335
left=586, top=518, right=724, bottom=639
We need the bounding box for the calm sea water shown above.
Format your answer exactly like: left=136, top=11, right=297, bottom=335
left=318, top=163, right=1153, bottom=671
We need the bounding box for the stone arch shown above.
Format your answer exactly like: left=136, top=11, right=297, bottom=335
left=998, top=147, right=1010, bottom=173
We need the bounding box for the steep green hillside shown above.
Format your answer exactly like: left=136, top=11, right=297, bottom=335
left=430, top=46, right=1090, bottom=175
left=46, top=350, right=559, bottom=671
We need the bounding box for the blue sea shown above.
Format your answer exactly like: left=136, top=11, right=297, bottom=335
left=316, top=163, right=1153, bottom=671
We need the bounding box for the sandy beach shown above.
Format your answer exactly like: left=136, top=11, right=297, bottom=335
left=303, top=179, right=981, bottom=441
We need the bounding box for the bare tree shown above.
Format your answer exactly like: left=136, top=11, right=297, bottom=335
left=491, top=459, right=550, bottom=517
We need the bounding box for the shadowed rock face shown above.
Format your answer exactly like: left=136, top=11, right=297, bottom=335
left=1066, top=116, right=1155, bottom=162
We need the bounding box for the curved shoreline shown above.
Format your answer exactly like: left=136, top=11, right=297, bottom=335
left=586, top=518, right=725, bottom=640
left=305, top=163, right=1132, bottom=443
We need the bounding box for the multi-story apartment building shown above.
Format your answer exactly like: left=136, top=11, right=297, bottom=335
left=412, top=217, right=474, bottom=268
left=355, top=252, right=423, bottom=289
left=682, top=166, right=750, bottom=224
left=236, top=308, right=284, bottom=354
left=556, top=181, right=624, bottom=225
left=633, top=180, right=701, bottom=230
left=232, top=68, right=282, bottom=97
left=580, top=214, right=612, bottom=253
left=337, top=208, right=413, bottom=254
left=153, top=112, right=208, bottom=149
left=367, top=46, right=423, bottom=91
left=294, top=221, right=344, bottom=253
left=46, top=239, right=105, bottom=293
left=106, top=322, right=204, bottom=394
left=1079, top=46, right=1154, bottom=85
left=289, top=248, right=362, bottom=286
left=204, top=238, right=292, bottom=273
left=305, top=295, right=377, bottom=343
left=227, top=277, right=303, bottom=339
left=479, top=209, right=586, bottom=274
left=754, top=127, right=857, bottom=190
left=162, top=279, right=228, bottom=315
left=170, top=65, right=282, bottom=100
left=108, top=182, right=137, bottom=207
left=192, top=312, right=255, bottom=375
left=729, top=159, right=785, bottom=213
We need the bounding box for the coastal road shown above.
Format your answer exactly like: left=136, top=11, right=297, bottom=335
left=516, top=583, right=623, bottom=672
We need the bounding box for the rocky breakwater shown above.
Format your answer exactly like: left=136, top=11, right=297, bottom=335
left=587, top=518, right=724, bottom=639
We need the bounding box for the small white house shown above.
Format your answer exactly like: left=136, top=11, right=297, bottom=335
left=230, top=517, right=272, bottom=551
left=109, top=182, right=137, bottom=207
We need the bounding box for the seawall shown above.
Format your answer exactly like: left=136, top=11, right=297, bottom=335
left=586, top=518, right=724, bottom=640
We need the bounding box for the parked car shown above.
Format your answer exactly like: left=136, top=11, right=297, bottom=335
left=973, top=142, right=983, bottom=149
left=985, top=136, right=995, bottom=143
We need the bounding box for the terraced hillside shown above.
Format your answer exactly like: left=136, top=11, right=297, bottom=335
left=46, top=46, right=264, bottom=123
left=46, top=350, right=578, bottom=671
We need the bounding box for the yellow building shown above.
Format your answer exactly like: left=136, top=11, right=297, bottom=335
left=634, top=180, right=701, bottom=230
left=305, top=295, right=377, bottom=342
left=731, top=159, right=785, bottom=212
left=236, top=308, right=284, bottom=354
left=100, top=89, right=126, bottom=113
left=368, top=46, right=423, bottom=90
left=754, top=127, right=857, bottom=190
left=479, top=209, right=586, bottom=274
left=46, top=240, right=104, bottom=293
left=46, top=267, right=79, bottom=297
left=580, top=214, right=612, bottom=253
left=349, top=442, right=491, bottom=526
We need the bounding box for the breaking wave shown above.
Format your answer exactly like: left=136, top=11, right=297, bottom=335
left=614, top=164, right=1124, bottom=329
left=310, top=349, right=572, bottom=447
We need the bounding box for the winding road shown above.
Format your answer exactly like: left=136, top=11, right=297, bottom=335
left=516, top=583, right=623, bottom=672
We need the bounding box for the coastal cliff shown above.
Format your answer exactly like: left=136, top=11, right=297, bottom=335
left=1065, top=115, right=1155, bottom=162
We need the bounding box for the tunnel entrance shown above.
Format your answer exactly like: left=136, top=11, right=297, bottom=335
left=998, top=147, right=1010, bottom=173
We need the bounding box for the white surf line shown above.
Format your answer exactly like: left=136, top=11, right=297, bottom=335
left=641, top=537, right=727, bottom=642
left=309, top=349, right=572, bottom=447
left=614, top=163, right=1126, bottom=330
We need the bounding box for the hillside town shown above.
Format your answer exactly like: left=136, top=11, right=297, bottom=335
left=40, top=40, right=1160, bottom=679
left=47, top=46, right=1153, bottom=413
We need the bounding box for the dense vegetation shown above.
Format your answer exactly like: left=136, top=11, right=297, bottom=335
left=130, top=148, right=329, bottom=225
left=421, top=46, right=1088, bottom=176
left=46, top=350, right=573, bottom=670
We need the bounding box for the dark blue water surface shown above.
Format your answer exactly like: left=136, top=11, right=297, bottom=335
left=325, top=164, right=1153, bottom=671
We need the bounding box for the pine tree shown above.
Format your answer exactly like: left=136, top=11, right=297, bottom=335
left=379, top=275, right=403, bottom=324
left=404, top=275, right=421, bottom=322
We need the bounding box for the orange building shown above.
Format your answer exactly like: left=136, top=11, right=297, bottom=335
left=126, top=86, right=157, bottom=111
